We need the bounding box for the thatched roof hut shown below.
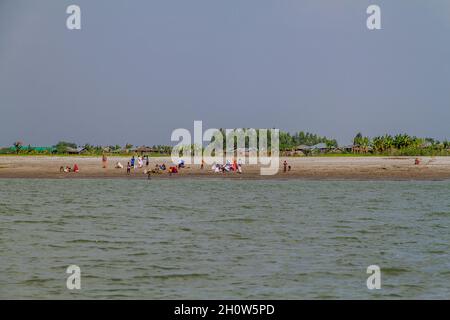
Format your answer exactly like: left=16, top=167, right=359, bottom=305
left=133, top=146, right=155, bottom=154
left=65, top=147, right=87, bottom=154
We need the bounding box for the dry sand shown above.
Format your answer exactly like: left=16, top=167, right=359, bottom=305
left=1, top=156, right=450, bottom=180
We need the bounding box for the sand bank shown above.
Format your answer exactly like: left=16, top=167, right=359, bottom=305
left=1, top=156, right=450, bottom=180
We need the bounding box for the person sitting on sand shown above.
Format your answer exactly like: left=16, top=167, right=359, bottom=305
left=115, top=162, right=123, bottom=169
left=160, top=164, right=166, bottom=171
left=169, top=166, right=178, bottom=175
left=178, top=159, right=185, bottom=169
left=152, top=166, right=160, bottom=173
left=415, top=158, right=421, bottom=165
left=73, top=164, right=79, bottom=173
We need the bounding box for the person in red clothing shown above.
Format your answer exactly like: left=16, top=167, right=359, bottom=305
left=169, top=166, right=177, bottom=176
left=73, top=164, right=79, bottom=173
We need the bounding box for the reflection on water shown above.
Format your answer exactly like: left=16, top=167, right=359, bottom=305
left=0, top=179, right=449, bottom=299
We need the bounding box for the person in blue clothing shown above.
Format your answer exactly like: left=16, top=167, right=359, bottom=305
left=130, top=156, right=135, bottom=169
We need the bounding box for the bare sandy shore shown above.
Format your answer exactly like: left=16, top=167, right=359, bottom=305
left=1, top=156, right=450, bottom=180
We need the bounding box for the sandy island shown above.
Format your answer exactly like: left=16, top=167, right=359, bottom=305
left=1, top=156, right=450, bottom=180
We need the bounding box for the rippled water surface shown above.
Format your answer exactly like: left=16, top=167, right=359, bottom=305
left=0, top=179, right=449, bottom=299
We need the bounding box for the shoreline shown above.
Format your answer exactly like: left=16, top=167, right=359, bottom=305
left=1, top=156, right=450, bottom=180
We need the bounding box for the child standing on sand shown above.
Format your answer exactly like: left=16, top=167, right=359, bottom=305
left=127, top=162, right=131, bottom=175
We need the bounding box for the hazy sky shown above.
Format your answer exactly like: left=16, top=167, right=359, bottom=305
left=1, top=0, right=449, bottom=146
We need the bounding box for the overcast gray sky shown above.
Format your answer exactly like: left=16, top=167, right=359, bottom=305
left=0, top=0, right=449, bottom=146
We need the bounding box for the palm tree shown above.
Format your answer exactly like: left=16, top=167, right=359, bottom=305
left=360, top=136, right=371, bottom=153
left=372, top=136, right=384, bottom=152
left=383, top=134, right=394, bottom=151
left=393, top=134, right=412, bottom=149
left=13, top=141, right=23, bottom=154
left=325, top=139, right=337, bottom=148
left=353, top=132, right=363, bottom=146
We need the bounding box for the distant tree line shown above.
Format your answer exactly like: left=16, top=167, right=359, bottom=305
left=352, top=132, right=450, bottom=156
left=279, top=131, right=338, bottom=150
left=1, top=131, right=449, bottom=156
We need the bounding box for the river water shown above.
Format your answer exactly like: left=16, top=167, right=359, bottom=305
left=0, top=179, right=449, bottom=299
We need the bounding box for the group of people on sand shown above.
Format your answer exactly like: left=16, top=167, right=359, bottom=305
left=144, top=163, right=168, bottom=174
left=212, top=159, right=243, bottom=174
left=128, top=155, right=149, bottom=169
left=60, top=164, right=79, bottom=173
left=120, top=155, right=183, bottom=178
left=145, top=161, right=182, bottom=179
left=112, top=155, right=150, bottom=174
left=57, top=155, right=250, bottom=176
left=283, top=160, right=292, bottom=172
